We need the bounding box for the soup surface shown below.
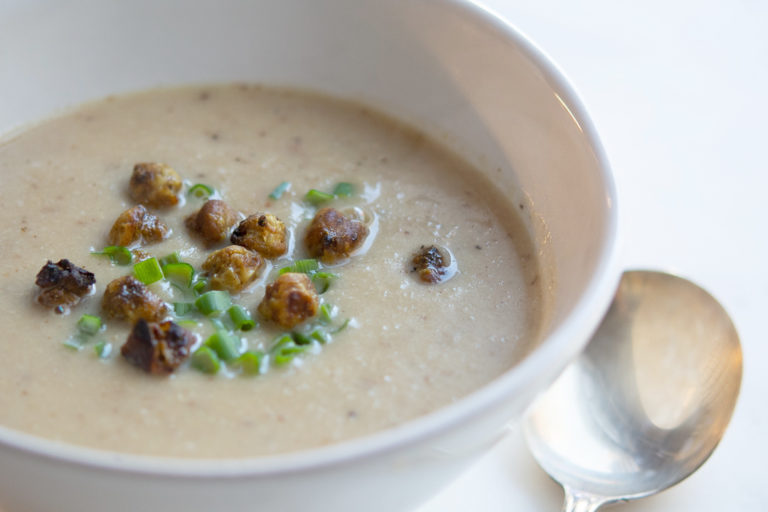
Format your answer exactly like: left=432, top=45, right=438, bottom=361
left=0, top=85, right=543, bottom=457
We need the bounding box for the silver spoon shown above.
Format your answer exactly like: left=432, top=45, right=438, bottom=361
left=524, top=270, right=742, bottom=511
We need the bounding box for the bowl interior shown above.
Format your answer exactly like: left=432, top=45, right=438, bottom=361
left=0, top=0, right=618, bottom=468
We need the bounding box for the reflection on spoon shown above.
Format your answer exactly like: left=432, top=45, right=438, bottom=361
left=524, top=270, right=742, bottom=512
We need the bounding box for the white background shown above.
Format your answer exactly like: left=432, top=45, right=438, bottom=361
left=420, top=1, right=768, bottom=510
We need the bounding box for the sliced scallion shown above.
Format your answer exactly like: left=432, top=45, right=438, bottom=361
left=333, top=182, right=355, bottom=197
left=271, top=334, right=294, bottom=350
left=268, top=181, right=291, bottom=200
left=333, top=318, right=351, bottom=334
left=318, top=303, right=336, bottom=324
left=63, top=337, right=83, bottom=351
left=174, top=302, right=194, bottom=317
left=310, top=328, right=331, bottom=344
left=188, top=183, right=215, bottom=199
left=304, top=189, right=334, bottom=205
left=279, top=259, right=319, bottom=275
left=169, top=282, right=187, bottom=295
left=191, top=346, right=221, bottom=374
left=312, top=271, right=338, bottom=294
left=163, top=262, right=195, bottom=288
left=205, top=330, right=241, bottom=362
left=77, top=314, right=102, bottom=336
left=291, top=332, right=312, bottom=346
left=133, top=257, right=164, bottom=285
left=195, top=290, right=231, bottom=316
left=227, top=305, right=255, bottom=331
left=272, top=344, right=305, bottom=366
left=209, top=317, right=227, bottom=333
left=270, top=334, right=305, bottom=366
left=91, top=246, right=133, bottom=265
left=192, top=279, right=208, bottom=296
left=159, top=252, right=181, bottom=266
left=94, top=341, right=112, bottom=359
left=234, top=351, right=265, bottom=375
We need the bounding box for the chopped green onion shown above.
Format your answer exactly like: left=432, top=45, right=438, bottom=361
left=209, top=317, right=226, bottom=331
left=77, top=314, right=102, bottom=336
left=270, top=334, right=306, bottom=366
left=94, top=341, right=112, bottom=359
left=176, top=319, right=200, bottom=329
left=291, top=332, right=312, bottom=346
left=163, top=262, right=195, bottom=288
left=191, top=346, right=221, bottom=374
left=279, top=259, right=319, bottom=275
left=195, top=290, right=231, bottom=316
left=312, top=271, right=338, bottom=294
left=271, top=343, right=306, bottom=366
left=234, top=351, right=265, bottom=375
left=272, top=334, right=294, bottom=349
left=63, top=337, right=83, bottom=351
left=310, top=328, right=331, bottom=344
left=205, top=330, right=241, bottom=362
left=91, top=246, right=133, bottom=265
left=268, top=181, right=291, bottom=200
left=159, top=252, right=181, bottom=266
left=304, top=189, right=334, bottom=205
left=192, top=279, right=208, bottom=296
left=169, top=282, right=187, bottom=295
left=133, top=257, right=164, bottom=285
left=333, top=318, right=351, bottom=334
left=333, top=182, right=355, bottom=197
left=318, top=303, right=336, bottom=324
left=174, top=302, right=194, bottom=317
left=227, top=305, right=255, bottom=331
left=273, top=345, right=305, bottom=365
left=188, top=183, right=215, bottom=199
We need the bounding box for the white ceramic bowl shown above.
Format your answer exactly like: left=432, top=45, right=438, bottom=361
left=0, top=1, right=619, bottom=511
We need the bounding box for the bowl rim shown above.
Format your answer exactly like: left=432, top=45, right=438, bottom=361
left=0, top=0, right=622, bottom=477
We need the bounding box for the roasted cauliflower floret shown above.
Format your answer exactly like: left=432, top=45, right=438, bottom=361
left=411, top=245, right=449, bottom=283
left=230, top=213, right=287, bottom=258
left=202, top=245, right=265, bottom=294
left=130, top=249, right=152, bottom=262
left=35, top=259, right=96, bottom=313
left=129, top=162, right=182, bottom=208
left=121, top=319, right=195, bottom=375
left=101, top=275, right=168, bottom=323
left=257, top=272, right=319, bottom=329
left=304, top=207, right=368, bottom=264
left=108, top=204, right=169, bottom=247
left=186, top=199, right=238, bottom=247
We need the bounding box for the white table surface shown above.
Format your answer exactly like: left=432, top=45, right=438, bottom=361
left=420, top=1, right=768, bottom=511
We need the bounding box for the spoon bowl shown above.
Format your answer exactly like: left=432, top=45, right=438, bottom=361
left=524, top=270, right=742, bottom=511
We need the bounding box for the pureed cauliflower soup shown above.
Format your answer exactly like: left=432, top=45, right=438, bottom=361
left=0, top=85, right=545, bottom=458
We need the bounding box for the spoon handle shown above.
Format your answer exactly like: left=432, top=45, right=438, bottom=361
left=561, top=488, right=608, bottom=512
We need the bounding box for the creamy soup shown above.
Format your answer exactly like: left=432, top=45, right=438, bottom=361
left=0, top=85, right=544, bottom=457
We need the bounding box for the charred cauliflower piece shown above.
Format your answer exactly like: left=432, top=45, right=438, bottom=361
left=101, top=275, right=168, bottom=323
left=121, top=319, right=194, bottom=375
left=186, top=199, right=238, bottom=247
left=412, top=245, right=449, bottom=283
left=257, top=272, right=319, bottom=329
left=230, top=213, right=287, bottom=258
left=131, top=249, right=152, bottom=262
left=129, top=162, right=182, bottom=208
left=304, top=207, right=368, bottom=264
left=108, top=204, right=169, bottom=247
left=35, top=259, right=95, bottom=313
left=202, top=245, right=265, bottom=294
